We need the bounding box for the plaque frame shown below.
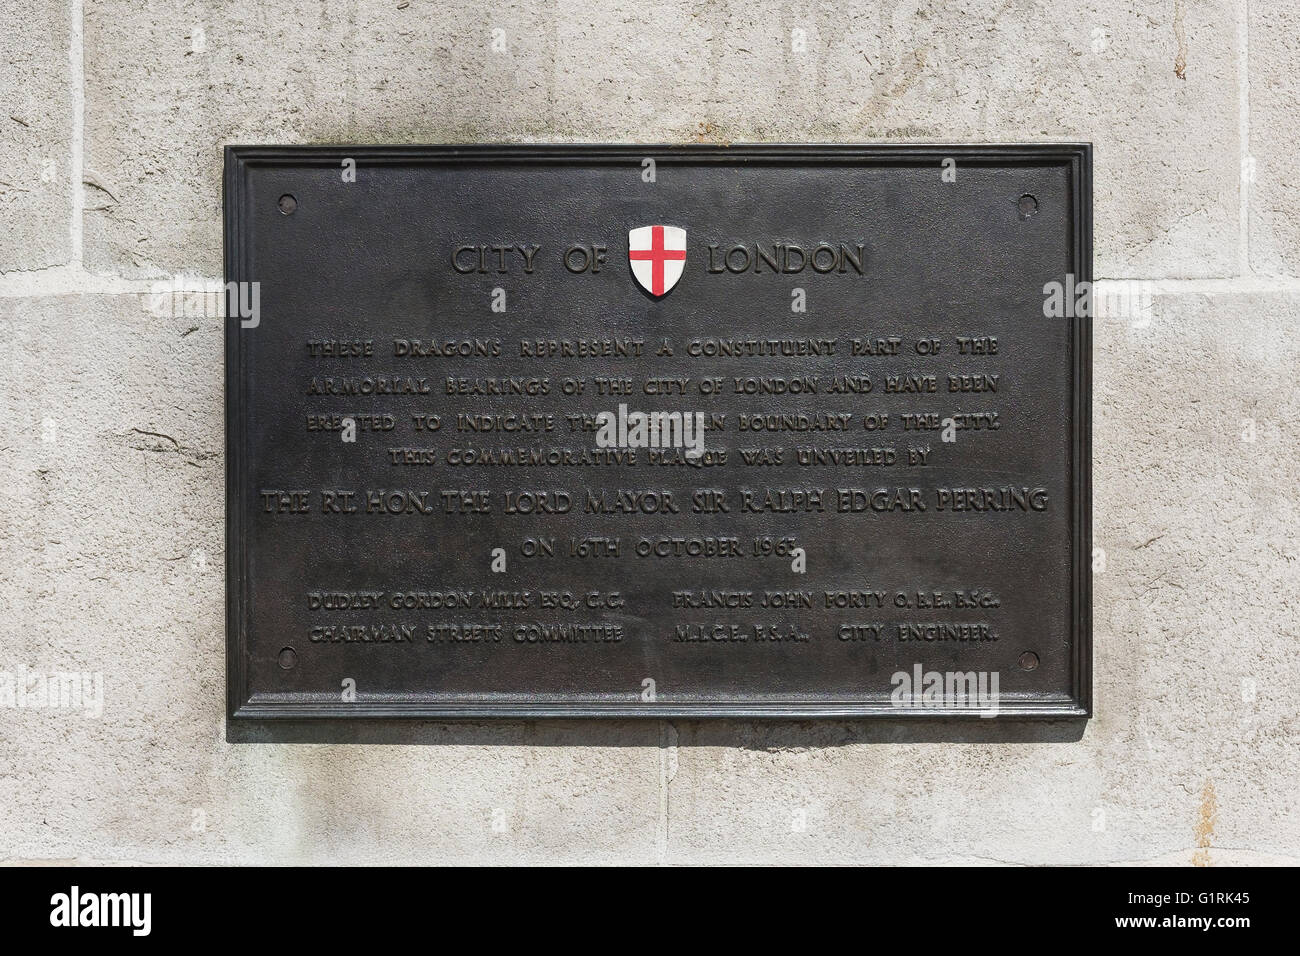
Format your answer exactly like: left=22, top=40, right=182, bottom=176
left=225, top=143, right=1092, bottom=720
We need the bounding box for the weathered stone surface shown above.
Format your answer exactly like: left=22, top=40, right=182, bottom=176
left=1248, top=4, right=1300, bottom=275
left=81, top=1, right=558, bottom=278
left=4, top=0, right=1297, bottom=866
left=0, top=294, right=661, bottom=864
left=557, top=0, right=1242, bottom=279
left=82, top=0, right=1238, bottom=279
left=0, top=0, right=72, bottom=271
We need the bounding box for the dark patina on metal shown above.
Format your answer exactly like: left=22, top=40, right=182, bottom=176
left=226, top=144, right=1092, bottom=719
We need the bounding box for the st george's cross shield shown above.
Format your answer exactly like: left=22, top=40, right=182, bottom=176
left=628, top=225, right=687, bottom=296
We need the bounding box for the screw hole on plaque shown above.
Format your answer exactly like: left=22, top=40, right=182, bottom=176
left=278, top=647, right=298, bottom=669
left=1017, top=194, right=1038, bottom=219
left=278, top=193, right=298, bottom=215
left=1018, top=651, right=1040, bottom=671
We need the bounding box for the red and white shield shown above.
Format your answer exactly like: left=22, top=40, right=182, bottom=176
left=628, top=225, right=686, bottom=296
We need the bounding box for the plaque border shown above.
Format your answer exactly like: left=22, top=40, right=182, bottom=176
left=225, top=143, right=1092, bottom=720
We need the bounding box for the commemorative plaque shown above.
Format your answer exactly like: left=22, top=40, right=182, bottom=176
left=225, top=145, right=1091, bottom=719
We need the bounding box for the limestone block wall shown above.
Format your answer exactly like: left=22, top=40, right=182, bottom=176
left=0, top=0, right=1295, bottom=864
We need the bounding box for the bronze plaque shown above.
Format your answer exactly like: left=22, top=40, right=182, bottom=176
left=225, top=145, right=1091, bottom=719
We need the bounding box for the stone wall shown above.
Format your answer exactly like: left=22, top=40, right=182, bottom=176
left=1, top=0, right=1296, bottom=864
